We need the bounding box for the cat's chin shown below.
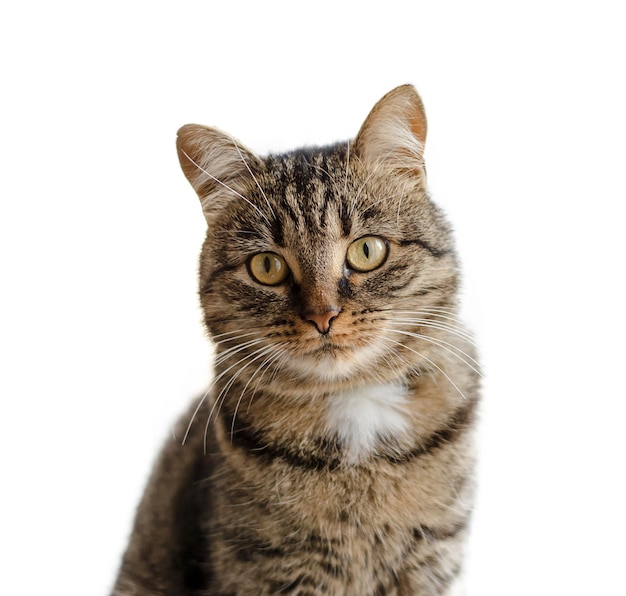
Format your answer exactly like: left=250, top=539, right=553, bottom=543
left=289, top=341, right=387, bottom=382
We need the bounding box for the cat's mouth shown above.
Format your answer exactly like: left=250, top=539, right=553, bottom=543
left=273, top=323, right=389, bottom=380
left=303, top=338, right=354, bottom=357
left=298, top=347, right=347, bottom=364
left=288, top=338, right=354, bottom=368
left=285, top=334, right=388, bottom=382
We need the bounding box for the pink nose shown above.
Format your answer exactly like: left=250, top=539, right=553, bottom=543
left=304, top=309, right=341, bottom=334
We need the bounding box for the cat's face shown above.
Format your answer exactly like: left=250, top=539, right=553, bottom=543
left=177, top=86, right=458, bottom=385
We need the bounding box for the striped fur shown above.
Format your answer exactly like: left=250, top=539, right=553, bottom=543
left=113, top=85, right=480, bottom=595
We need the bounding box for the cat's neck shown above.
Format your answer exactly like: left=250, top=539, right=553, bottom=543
left=212, top=371, right=467, bottom=467
left=324, top=382, right=411, bottom=463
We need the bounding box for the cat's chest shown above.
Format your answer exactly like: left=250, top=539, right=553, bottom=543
left=324, top=383, right=410, bottom=463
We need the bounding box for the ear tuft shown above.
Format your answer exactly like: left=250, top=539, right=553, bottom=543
left=354, top=85, right=427, bottom=171
left=176, top=125, right=262, bottom=220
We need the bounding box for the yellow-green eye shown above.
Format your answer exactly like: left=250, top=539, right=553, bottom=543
left=346, top=236, right=388, bottom=272
left=248, top=252, right=290, bottom=285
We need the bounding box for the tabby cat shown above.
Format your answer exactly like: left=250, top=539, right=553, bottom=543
left=112, top=85, right=480, bottom=595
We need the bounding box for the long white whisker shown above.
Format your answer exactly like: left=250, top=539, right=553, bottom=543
left=387, top=328, right=482, bottom=376
left=233, top=140, right=276, bottom=219
left=211, top=331, right=263, bottom=347
left=392, top=310, right=475, bottom=338
left=393, top=317, right=476, bottom=344
left=231, top=344, right=287, bottom=438
left=182, top=337, right=267, bottom=444
left=181, top=390, right=211, bottom=447
left=263, top=348, right=291, bottom=387
left=214, top=337, right=268, bottom=366
left=395, top=308, right=465, bottom=321
left=205, top=343, right=281, bottom=452
left=211, top=328, right=263, bottom=341
left=381, top=336, right=468, bottom=400
left=364, top=332, right=421, bottom=383
left=247, top=345, right=289, bottom=412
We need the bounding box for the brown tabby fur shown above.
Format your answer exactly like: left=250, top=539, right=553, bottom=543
left=112, top=85, right=480, bottom=595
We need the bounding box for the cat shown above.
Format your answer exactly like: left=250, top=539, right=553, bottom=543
left=112, top=84, right=480, bottom=596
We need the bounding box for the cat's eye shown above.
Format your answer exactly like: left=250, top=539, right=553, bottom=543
left=346, top=236, right=388, bottom=272
left=247, top=252, right=290, bottom=286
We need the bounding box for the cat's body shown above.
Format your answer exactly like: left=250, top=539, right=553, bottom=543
left=113, top=85, right=479, bottom=595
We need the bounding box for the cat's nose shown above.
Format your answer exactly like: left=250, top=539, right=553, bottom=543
left=304, top=309, right=341, bottom=335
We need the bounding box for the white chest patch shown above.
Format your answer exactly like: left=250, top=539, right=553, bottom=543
left=325, top=383, right=410, bottom=462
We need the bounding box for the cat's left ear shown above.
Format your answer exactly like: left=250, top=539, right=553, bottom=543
left=354, top=84, right=427, bottom=172
left=176, top=124, right=264, bottom=221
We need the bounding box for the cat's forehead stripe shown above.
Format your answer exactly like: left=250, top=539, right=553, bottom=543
left=261, top=149, right=348, bottom=240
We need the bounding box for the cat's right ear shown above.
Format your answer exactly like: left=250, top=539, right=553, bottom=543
left=176, top=125, right=263, bottom=221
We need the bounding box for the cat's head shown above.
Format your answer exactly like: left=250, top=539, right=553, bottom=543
left=176, top=85, right=458, bottom=386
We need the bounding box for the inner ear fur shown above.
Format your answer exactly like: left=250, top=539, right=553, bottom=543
left=354, top=84, right=427, bottom=171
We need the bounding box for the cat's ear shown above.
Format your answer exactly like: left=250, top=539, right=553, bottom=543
left=354, top=85, right=427, bottom=172
left=176, top=124, right=263, bottom=220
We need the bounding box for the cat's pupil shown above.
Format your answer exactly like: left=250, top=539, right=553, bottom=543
left=264, top=256, right=271, bottom=274
left=363, top=243, right=370, bottom=259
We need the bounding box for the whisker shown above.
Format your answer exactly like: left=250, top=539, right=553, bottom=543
left=232, top=140, right=276, bottom=220
left=392, top=309, right=475, bottom=336
left=247, top=346, right=289, bottom=413
left=387, top=328, right=482, bottom=376
left=380, top=336, right=468, bottom=400
left=211, top=329, right=263, bottom=345
left=263, top=348, right=292, bottom=387
left=392, top=317, right=476, bottom=344
left=213, top=337, right=268, bottom=366
left=232, top=344, right=288, bottom=438
left=182, top=337, right=267, bottom=444
left=395, top=308, right=463, bottom=320
left=204, top=343, right=282, bottom=452
left=181, top=390, right=211, bottom=447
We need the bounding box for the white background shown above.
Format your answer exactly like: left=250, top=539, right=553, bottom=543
left=1, top=2, right=625, bottom=594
